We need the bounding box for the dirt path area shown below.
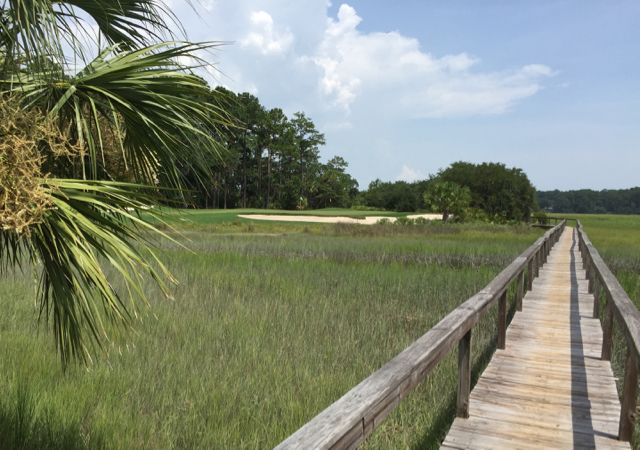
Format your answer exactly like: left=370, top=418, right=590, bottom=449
left=237, top=213, right=442, bottom=224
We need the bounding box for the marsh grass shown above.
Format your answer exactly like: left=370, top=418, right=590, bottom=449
left=0, top=225, right=541, bottom=448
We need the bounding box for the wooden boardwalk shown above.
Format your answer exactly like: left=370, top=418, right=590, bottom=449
left=442, top=227, right=630, bottom=449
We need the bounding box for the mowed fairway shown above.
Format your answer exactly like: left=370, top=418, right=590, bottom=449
left=1, top=222, right=564, bottom=449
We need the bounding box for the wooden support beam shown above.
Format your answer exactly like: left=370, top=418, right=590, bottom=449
left=593, top=276, right=601, bottom=320
left=618, top=348, right=638, bottom=442
left=602, top=294, right=613, bottom=361
left=516, top=270, right=524, bottom=312
left=497, top=290, right=507, bottom=350
left=527, top=259, right=533, bottom=291
left=456, top=329, right=472, bottom=419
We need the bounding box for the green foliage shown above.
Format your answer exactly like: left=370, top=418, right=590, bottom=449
left=360, top=179, right=430, bottom=212
left=0, top=226, right=544, bottom=448
left=437, top=161, right=538, bottom=222
left=424, top=181, right=471, bottom=221
left=394, top=216, right=415, bottom=226
left=1, top=0, right=230, bottom=365
left=532, top=210, right=549, bottom=225
left=197, top=88, right=359, bottom=211
left=537, top=187, right=640, bottom=215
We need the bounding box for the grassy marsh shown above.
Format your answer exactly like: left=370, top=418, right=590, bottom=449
left=0, top=222, right=545, bottom=449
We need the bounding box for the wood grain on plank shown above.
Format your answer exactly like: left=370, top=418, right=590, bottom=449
left=441, top=227, right=629, bottom=449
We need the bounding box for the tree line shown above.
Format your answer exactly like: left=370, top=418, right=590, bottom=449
left=180, top=87, right=358, bottom=210
left=537, top=188, right=640, bottom=215
left=358, top=162, right=538, bottom=222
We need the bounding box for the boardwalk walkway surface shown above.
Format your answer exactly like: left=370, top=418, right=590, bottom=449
left=442, top=227, right=630, bottom=449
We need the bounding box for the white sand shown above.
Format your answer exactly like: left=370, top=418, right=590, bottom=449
left=237, top=213, right=442, bottom=224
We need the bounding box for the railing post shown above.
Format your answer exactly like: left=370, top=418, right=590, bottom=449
left=601, top=293, right=613, bottom=361
left=618, top=348, right=638, bottom=442
left=592, top=276, right=601, bottom=319
left=543, top=241, right=548, bottom=264
left=527, top=259, right=533, bottom=291
left=497, top=290, right=507, bottom=350
left=587, top=263, right=594, bottom=294
left=516, top=270, right=524, bottom=312
left=538, top=247, right=543, bottom=271
left=457, top=329, right=472, bottom=419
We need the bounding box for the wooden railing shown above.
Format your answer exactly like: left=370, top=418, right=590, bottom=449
left=276, top=220, right=566, bottom=449
left=576, top=221, right=640, bottom=442
left=531, top=215, right=577, bottom=227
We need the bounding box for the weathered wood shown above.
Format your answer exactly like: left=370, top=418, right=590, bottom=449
left=618, top=349, right=638, bottom=442
left=593, top=276, right=602, bottom=319
left=601, top=294, right=613, bottom=362
left=516, top=270, right=524, bottom=312
left=497, top=290, right=507, bottom=350
left=527, top=259, right=533, bottom=291
left=457, top=329, right=472, bottom=418
left=442, top=228, right=629, bottom=449
left=276, top=221, right=566, bottom=449
left=577, top=221, right=640, bottom=368
left=539, top=246, right=544, bottom=270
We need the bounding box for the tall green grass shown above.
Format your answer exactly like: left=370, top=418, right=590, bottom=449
left=0, top=226, right=542, bottom=448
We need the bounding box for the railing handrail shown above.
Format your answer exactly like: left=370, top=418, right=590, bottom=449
left=576, top=220, right=640, bottom=441
left=533, top=216, right=577, bottom=221
left=276, top=220, right=566, bottom=449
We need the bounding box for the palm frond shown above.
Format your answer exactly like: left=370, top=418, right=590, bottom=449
left=22, top=178, right=182, bottom=366
left=6, top=41, right=232, bottom=192
left=1, top=0, right=180, bottom=76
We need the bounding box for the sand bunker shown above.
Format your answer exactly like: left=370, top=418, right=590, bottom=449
left=237, top=213, right=442, bottom=225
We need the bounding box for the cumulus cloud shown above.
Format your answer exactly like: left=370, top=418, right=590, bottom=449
left=396, top=165, right=424, bottom=182
left=314, top=4, right=554, bottom=116
left=241, top=11, right=294, bottom=55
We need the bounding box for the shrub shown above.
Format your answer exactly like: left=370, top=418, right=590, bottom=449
left=532, top=210, right=549, bottom=225
left=413, top=217, right=431, bottom=225
left=394, top=217, right=415, bottom=226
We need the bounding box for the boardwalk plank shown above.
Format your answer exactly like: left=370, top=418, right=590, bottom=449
left=441, top=227, right=629, bottom=449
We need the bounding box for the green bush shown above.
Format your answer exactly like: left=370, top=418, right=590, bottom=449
left=532, top=210, right=549, bottom=225
left=413, top=217, right=432, bottom=225
left=394, top=217, right=415, bottom=226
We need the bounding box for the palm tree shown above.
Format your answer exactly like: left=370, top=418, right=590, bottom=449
left=424, top=181, right=471, bottom=221
left=0, top=0, right=230, bottom=366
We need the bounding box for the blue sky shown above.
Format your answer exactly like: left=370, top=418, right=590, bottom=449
left=167, top=1, right=639, bottom=191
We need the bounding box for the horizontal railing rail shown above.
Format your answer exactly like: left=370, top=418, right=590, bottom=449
left=576, top=221, right=640, bottom=442
left=276, top=220, right=566, bottom=449
left=539, top=216, right=577, bottom=221
left=531, top=216, right=576, bottom=226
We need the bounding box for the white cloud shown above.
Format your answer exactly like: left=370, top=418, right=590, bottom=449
left=325, top=121, right=353, bottom=131
left=241, top=11, right=294, bottom=55
left=167, top=1, right=559, bottom=188
left=396, top=165, right=424, bottom=182
left=313, top=4, right=553, bottom=117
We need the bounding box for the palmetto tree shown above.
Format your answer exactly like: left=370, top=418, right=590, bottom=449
left=0, top=0, right=230, bottom=365
left=424, top=181, right=471, bottom=222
